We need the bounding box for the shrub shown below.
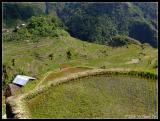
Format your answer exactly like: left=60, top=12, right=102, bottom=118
left=48, top=53, right=53, bottom=60
left=66, top=50, right=72, bottom=60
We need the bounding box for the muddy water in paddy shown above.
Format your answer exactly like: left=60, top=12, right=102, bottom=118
left=26, top=75, right=157, bottom=118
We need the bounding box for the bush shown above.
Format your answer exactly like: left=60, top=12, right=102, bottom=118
left=66, top=50, right=72, bottom=60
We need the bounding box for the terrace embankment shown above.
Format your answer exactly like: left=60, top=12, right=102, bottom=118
left=6, top=67, right=158, bottom=119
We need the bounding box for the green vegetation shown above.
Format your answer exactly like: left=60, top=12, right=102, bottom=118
left=3, top=2, right=158, bottom=47
left=66, top=50, right=72, bottom=60
left=25, top=75, right=157, bottom=118
left=2, top=3, right=158, bottom=119
left=53, top=3, right=157, bottom=47
left=3, top=15, right=69, bottom=42
left=3, top=2, right=45, bottom=28
left=133, top=3, right=157, bottom=21
left=2, top=35, right=158, bottom=90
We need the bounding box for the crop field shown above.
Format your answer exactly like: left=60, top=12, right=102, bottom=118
left=25, top=75, right=157, bottom=119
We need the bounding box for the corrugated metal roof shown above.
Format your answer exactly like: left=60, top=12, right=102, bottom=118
left=12, top=75, right=36, bottom=86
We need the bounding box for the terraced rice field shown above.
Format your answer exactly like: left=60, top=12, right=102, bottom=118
left=41, top=67, right=93, bottom=85
left=25, top=75, right=157, bottom=119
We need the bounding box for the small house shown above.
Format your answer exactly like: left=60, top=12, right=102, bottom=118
left=19, top=23, right=26, bottom=27
left=12, top=75, right=36, bottom=86
left=5, top=75, right=36, bottom=98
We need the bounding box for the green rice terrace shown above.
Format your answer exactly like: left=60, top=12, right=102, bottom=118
left=26, top=75, right=157, bottom=119
left=6, top=68, right=158, bottom=119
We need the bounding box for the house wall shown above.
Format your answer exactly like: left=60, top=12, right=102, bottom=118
left=5, top=84, right=21, bottom=98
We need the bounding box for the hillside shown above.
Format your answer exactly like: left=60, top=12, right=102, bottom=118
left=2, top=14, right=158, bottom=89
left=3, top=33, right=158, bottom=89
left=2, top=2, right=158, bottom=47
left=3, top=36, right=158, bottom=118
left=52, top=2, right=158, bottom=47
left=133, top=2, right=158, bottom=21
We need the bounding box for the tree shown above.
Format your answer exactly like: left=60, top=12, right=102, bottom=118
left=66, top=50, right=71, bottom=60
left=49, top=53, right=53, bottom=60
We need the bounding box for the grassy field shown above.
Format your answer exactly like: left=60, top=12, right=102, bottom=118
left=2, top=35, right=158, bottom=118
left=25, top=75, right=157, bottom=118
